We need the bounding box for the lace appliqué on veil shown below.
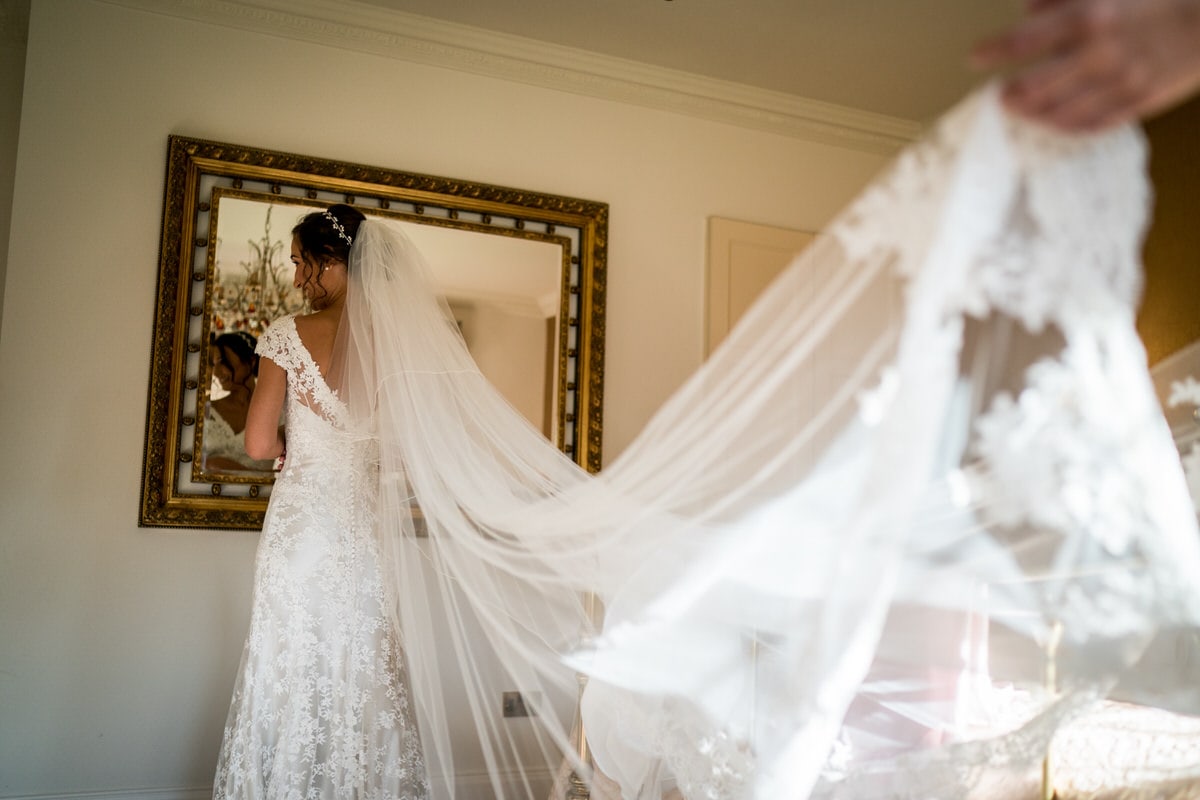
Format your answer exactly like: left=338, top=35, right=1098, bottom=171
left=735, top=90, right=1195, bottom=799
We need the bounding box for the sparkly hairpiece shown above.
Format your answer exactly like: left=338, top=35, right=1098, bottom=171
left=324, top=210, right=354, bottom=247
left=231, top=330, right=257, bottom=351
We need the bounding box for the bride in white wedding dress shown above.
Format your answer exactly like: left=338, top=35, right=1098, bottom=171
left=213, top=206, right=429, bottom=799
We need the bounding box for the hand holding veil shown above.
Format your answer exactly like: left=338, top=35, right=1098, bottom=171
left=330, top=83, right=1200, bottom=799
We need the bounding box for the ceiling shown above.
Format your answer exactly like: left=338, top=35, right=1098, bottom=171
left=355, top=0, right=1022, bottom=122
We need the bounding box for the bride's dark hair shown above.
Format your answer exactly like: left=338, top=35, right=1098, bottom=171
left=212, top=330, right=260, bottom=378
left=292, top=204, right=366, bottom=308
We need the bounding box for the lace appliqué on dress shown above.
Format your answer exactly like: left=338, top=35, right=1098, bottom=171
left=214, top=315, right=429, bottom=800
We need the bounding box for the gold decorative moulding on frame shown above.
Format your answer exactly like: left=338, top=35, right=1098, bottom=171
left=140, top=135, right=607, bottom=530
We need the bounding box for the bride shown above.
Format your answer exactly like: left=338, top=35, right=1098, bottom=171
left=213, top=206, right=429, bottom=798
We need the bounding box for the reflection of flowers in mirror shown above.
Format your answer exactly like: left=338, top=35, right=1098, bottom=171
left=212, top=205, right=306, bottom=336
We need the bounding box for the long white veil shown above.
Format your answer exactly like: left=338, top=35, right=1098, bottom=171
left=332, top=84, right=1200, bottom=799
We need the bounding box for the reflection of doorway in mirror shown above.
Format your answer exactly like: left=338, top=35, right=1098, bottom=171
left=399, top=221, right=563, bottom=442
left=450, top=301, right=554, bottom=436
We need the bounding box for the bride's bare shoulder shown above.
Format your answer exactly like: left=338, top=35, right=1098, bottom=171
left=292, top=310, right=340, bottom=364
left=294, top=310, right=339, bottom=334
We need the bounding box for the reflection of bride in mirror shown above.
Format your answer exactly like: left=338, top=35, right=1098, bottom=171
left=203, top=331, right=274, bottom=472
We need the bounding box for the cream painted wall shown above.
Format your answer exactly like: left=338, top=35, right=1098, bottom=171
left=0, top=1, right=886, bottom=795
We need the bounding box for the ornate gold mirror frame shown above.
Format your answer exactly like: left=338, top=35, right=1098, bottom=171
left=140, top=135, right=607, bottom=529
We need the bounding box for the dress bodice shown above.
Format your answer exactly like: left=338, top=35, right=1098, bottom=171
left=255, top=315, right=375, bottom=474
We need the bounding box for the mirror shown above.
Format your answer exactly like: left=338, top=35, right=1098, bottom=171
left=141, top=136, right=607, bottom=529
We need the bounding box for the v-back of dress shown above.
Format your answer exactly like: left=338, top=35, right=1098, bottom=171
left=214, top=314, right=429, bottom=800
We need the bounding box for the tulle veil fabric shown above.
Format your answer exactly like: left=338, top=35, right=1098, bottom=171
left=326, top=83, right=1200, bottom=799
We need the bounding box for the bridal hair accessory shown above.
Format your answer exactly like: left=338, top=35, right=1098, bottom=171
left=229, top=330, right=257, bottom=352
left=324, top=210, right=353, bottom=247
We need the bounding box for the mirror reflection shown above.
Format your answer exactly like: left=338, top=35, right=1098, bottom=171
left=408, top=223, right=563, bottom=442
left=139, top=135, right=606, bottom=530
left=204, top=331, right=275, bottom=472
left=196, top=196, right=566, bottom=483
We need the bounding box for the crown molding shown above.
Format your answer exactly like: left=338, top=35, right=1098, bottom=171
left=98, top=0, right=920, bottom=153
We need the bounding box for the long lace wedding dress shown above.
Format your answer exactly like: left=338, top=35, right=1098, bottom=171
left=212, top=315, right=429, bottom=800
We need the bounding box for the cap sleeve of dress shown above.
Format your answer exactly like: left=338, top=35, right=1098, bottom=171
left=255, top=315, right=302, bottom=373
